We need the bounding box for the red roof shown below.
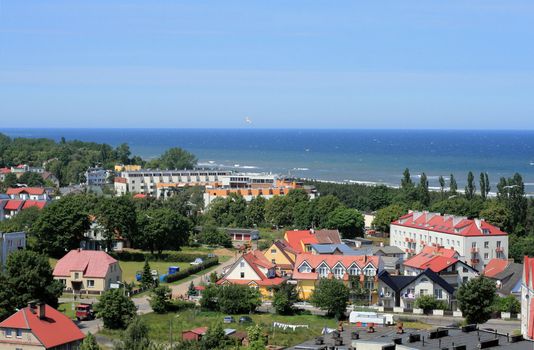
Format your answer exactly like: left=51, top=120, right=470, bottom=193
left=0, top=167, right=11, bottom=174
left=284, top=230, right=318, bottom=253
left=217, top=250, right=286, bottom=287
left=114, top=177, right=127, bottom=183
left=6, top=187, right=45, bottom=195
left=4, top=199, right=24, bottom=211
left=0, top=304, right=84, bottom=348
left=403, top=246, right=459, bottom=271
left=292, top=254, right=380, bottom=280
left=22, top=200, right=47, bottom=210
left=133, top=193, right=147, bottom=199
left=483, top=259, right=510, bottom=278
left=393, top=211, right=507, bottom=237
left=53, top=250, right=118, bottom=278
left=186, top=327, right=208, bottom=335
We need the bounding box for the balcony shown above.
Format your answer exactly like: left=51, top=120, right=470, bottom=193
left=470, top=258, right=480, bottom=264
left=470, top=247, right=479, bottom=253
left=496, top=247, right=504, bottom=253
left=380, top=292, right=394, bottom=299
left=405, top=237, right=410, bottom=242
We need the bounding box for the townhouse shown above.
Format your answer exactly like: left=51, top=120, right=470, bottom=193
left=378, top=269, right=455, bottom=309
left=390, top=211, right=508, bottom=271
left=217, top=250, right=286, bottom=299
left=291, top=254, right=382, bottom=301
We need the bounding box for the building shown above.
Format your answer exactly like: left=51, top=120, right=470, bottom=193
left=81, top=217, right=129, bottom=251
left=0, top=232, right=25, bottom=268
left=309, top=243, right=366, bottom=256
left=402, top=246, right=478, bottom=287
left=521, top=256, right=534, bottom=339
left=217, top=250, right=286, bottom=299
left=390, top=211, right=508, bottom=271
left=204, top=176, right=318, bottom=207
left=114, top=164, right=142, bottom=172
left=225, top=228, right=260, bottom=241
left=283, top=229, right=342, bottom=253
left=263, top=240, right=298, bottom=276
left=368, top=245, right=405, bottom=259
left=53, top=249, right=122, bottom=295
left=6, top=187, right=49, bottom=201
left=363, top=213, right=375, bottom=229
left=0, top=302, right=85, bottom=349
left=182, top=327, right=208, bottom=341
left=377, top=269, right=455, bottom=309
left=85, top=167, right=111, bottom=187
left=0, top=168, right=11, bottom=182
left=114, top=169, right=232, bottom=196
left=484, top=258, right=523, bottom=298
left=291, top=254, right=382, bottom=300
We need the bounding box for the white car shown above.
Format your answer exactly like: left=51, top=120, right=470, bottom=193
left=190, top=258, right=204, bottom=265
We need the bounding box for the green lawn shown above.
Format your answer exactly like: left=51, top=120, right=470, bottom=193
left=101, top=310, right=340, bottom=347
left=57, top=302, right=80, bottom=319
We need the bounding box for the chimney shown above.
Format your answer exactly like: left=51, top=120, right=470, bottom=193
left=380, top=242, right=384, bottom=247
left=38, top=303, right=46, bottom=319
left=474, top=219, right=482, bottom=230
left=27, top=301, right=37, bottom=313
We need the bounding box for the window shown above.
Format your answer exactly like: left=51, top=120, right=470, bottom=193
left=271, top=259, right=276, bottom=264
left=472, top=242, right=477, bottom=248
left=6, top=329, right=12, bottom=337
left=349, top=266, right=360, bottom=276
left=87, top=280, right=95, bottom=288
left=16, top=329, right=22, bottom=338
left=240, top=261, right=245, bottom=268
left=74, top=272, right=79, bottom=279
left=484, top=253, right=489, bottom=259
left=318, top=265, right=329, bottom=278
left=434, top=289, right=443, bottom=299
left=420, top=289, right=428, bottom=296
left=497, top=241, right=501, bottom=247
left=484, top=241, right=489, bottom=248
left=364, top=267, right=376, bottom=276
left=462, top=276, right=469, bottom=284
left=463, top=267, right=468, bottom=273
left=300, top=264, right=312, bottom=273
left=240, top=272, right=245, bottom=278
left=271, top=249, right=277, bottom=254
left=365, top=280, right=374, bottom=290
left=333, top=266, right=344, bottom=278
left=60, top=279, right=66, bottom=285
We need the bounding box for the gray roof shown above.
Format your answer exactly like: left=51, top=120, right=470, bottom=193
left=492, top=262, right=523, bottom=295
left=310, top=243, right=367, bottom=256
left=378, top=269, right=454, bottom=295
left=370, top=245, right=405, bottom=255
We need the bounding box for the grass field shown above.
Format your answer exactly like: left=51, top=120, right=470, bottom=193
left=119, top=261, right=191, bottom=283
left=101, top=310, right=340, bottom=347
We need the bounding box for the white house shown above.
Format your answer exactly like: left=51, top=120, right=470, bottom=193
left=0, top=231, right=26, bottom=268
left=390, top=211, right=508, bottom=271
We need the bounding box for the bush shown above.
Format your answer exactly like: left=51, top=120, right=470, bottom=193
left=164, top=257, right=219, bottom=283
left=493, top=295, right=521, bottom=314
left=168, top=300, right=196, bottom=312
left=95, top=289, right=137, bottom=329
left=109, top=250, right=210, bottom=262
left=150, top=286, right=172, bottom=313
left=414, top=295, right=447, bottom=312
left=200, top=284, right=261, bottom=314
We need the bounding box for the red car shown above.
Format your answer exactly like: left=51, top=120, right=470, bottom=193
left=75, top=303, right=95, bottom=321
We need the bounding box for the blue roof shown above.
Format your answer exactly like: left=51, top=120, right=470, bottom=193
left=310, top=243, right=367, bottom=256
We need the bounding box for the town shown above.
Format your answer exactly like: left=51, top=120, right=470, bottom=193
left=0, top=134, right=533, bottom=350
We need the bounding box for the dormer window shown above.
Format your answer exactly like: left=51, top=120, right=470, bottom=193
left=318, top=264, right=329, bottom=278
left=299, top=262, right=312, bottom=273
left=364, top=266, right=376, bottom=276
left=333, top=265, right=344, bottom=279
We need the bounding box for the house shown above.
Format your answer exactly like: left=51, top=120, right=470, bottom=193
left=521, top=256, right=534, bottom=339
left=291, top=254, right=382, bottom=301
left=263, top=240, right=298, bottom=276
left=217, top=250, right=286, bottom=299
left=41, top=171, right=60, bottom=187
left=483, top=258, right=523, bottom=298
left=81, top=216, right=129, bottom=251
left=85, top=167, right=111, bottom=187
left=225, top=228, right=260, bottom=241
left=0, top=302, right=84, bottom=349
left=0, top=231, right=26, bottom=269
left=310, top=243, right=367, bottom=256
left=0, top=199, right=48, bottom=221
left=368, top=245, right=405, bottom=259
left=6, top=187, right=49, bottom=201
left=364, top=213, right=375, bottom=229
left=390, top=211, right=508, bottom=271
left=53, top=249, right=122, bottom=295
left=182, top=327, right=208, bottom=341
left=342, top=237, right=374, bottom=248
left=283, top=229, right=342, bottom=253
left=377, top=269, right=455, bottom=309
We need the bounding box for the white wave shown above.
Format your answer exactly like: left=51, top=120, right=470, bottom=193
left=292, top=167, right=309, bottom=171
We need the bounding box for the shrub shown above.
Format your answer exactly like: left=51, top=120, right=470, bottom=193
left=168, top=300, right=196, bottom=312
left=493, top=295, right=520, bottom=314
left=109, top=250, right=210, bottom=262
left=149, top=286, right=172, bottom=313
left=414, top=295, right=447, bottom=312
left=164, top=257, right=219, bottom=283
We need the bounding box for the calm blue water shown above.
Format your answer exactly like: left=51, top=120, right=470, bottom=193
left=2, top=128, right=534, bottom=193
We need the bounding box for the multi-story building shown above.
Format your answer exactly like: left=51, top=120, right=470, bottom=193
left=114, top=169, right=232, bottom=197
left=291, top=255, right=382, bottom=301
left=390, top=211, right=508, bottom=271
left=0, top=231, right=25, bottom=268
left=521, top=256, right=534, bottom=339
left=85, top=167, right=112, bottom=187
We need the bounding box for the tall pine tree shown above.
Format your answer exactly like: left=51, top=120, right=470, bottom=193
left=465, top=171, right=476, bottom=200
left=418, top=173, right=430, bottom=206
left=449, top=174, right=458, bottom=195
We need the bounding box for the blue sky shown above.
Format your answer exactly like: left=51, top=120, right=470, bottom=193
left=1, top=1, right=534, bottom=129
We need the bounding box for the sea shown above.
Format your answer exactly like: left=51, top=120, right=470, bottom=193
left=2, top=128, right=534, bottom=194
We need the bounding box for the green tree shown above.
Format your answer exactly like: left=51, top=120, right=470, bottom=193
left=265, top=196, right=292, bottom=228
left=1, top=172, right=17, bottom=188
left=480, top=201, right=512, bottom=232
left=457, top=276, right=496, bottom=324
left=438, top=176, right=446, bottom=200
left=401, top=168, right=414, bottom=190
left=149, top=147, right=197, bottom=170
left=114, top=143, right=131, bottom=164
left=310, top=278, right=350, bottom=319
left=372, top=204, right=408, bottom=233
left=430, top=197, right=484, bottom=218
left=480, top=172, right=489, bottom=200
left=18, top=172, right=45, bottom=186
left=292, top=201, right=313, bottom=229
left=3, top=250, right=63, bottom=314
left=418, top=172, right=430, bottom=206
left=150, top=286, right=172, bottom=313
left=80, top=332, right=101, bottom=350
left=95, top=289, right=137, bottom=329
left=199, top=285, right=219, bottom=311
left=312, top=195, right=343, bottom=228
left=114, top=317, right=151, bottom=350
left=449, top=174, right=458, bottom=195
left=325, top=207, right=365, bottom=239
left=0, top=206, right=41, bottom=233
left=137, top=208, right=191, bottom=254
left=245, top=196, right=266, bottom=227
left=200, top=323, right=229, bottom=350
left=273, top=282, right=299, bottom=315
left=217, top=284, right=261, bottom=314
left=140, top=260, right=155, bottom=289
left=96, top=196, right=137, bottom=251
left=493, top=295, right=520, bottom=314
left=197, top=224, right=232, bottom=247
left=465, top=171, right=476, bottom=200
left=247, top=324, right=267, bottom=350
left=32, top=194, right=91, bottom=257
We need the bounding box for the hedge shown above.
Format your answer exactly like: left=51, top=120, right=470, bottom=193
left=109, top=250, right=210, bottom=262
left=164, top=257, right=219, bottom=283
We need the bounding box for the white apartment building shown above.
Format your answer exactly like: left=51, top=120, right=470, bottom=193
left=390, top=211, right=508, bottom=271
left=85, top=167, right=112, bottom=187
left=114, top=169, right=232, bottom=197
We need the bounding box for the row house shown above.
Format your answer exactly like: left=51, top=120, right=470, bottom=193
left=0, top=199, right=47, bottom=221
left=217, top=250, right=286, bottom=299
left=378, top=269, right=455, bottom=309
left=6, top=187, right=49, bottom=201
left=402, top=246, right=478, bottom=287
left=390, top=211, right=508, bottom=271
left=291, top=255, right=382, bottom=301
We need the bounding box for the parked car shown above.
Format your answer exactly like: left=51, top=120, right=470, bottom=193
left=223, top=316, right=235, bottom=324
left=190, top=258, right=204, bottom=265
left=75, top=303, right=95, bottom=321
left=207, top=253, right=216, bottom=258
left=239, top=316, right=253, bottom=324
